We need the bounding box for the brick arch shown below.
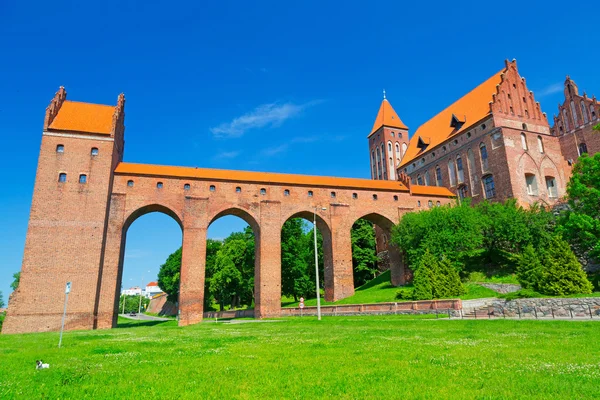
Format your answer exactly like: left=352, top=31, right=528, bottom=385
left=122, top=203, right=184, bottom=232
left=280, top=209, right=332, bottom=233
left=539, top=155, right=562, bottom=185
left=208, top=206, right=260, bottom=233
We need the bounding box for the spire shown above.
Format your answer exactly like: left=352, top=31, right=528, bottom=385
left=371, top=94, right=408, bottom=134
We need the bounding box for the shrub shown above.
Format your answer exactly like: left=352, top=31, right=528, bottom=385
left=0, top=311, right=5, bottom=332
left=501, top=289, right=541, bottom=301
left=396, top=288, right=413, bottom=300
left=412, top=250, right=465, bottom=300
left=467, top=271, right=487, bottom=283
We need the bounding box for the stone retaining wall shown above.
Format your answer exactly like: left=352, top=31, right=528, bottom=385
left=478, top=283, right=522, bottom=294
left=489, top=297, right=600, bottom=318
left=282, top=299, right=462, bottom=317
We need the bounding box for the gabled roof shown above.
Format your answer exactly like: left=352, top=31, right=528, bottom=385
left=370, top=99, right=408, bottom=135
left=48, top=100, right=115, bottom=134
left=147, top=281, right=158, bottom=287
left=399, top=69, right=504, bottom=167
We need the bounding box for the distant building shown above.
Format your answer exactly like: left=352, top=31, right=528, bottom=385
left=145, top=281, right=163, bottom=298
left=121, top=286, right=142, bottom=296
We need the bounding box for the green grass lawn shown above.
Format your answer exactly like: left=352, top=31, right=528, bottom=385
left=1, top=316, right=599, bottom=399
left=282, top=271, right=502, bottom=307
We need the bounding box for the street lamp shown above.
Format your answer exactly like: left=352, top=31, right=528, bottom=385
left=138, top=270, right=150, bottom=314
left=313, top=206, right=326, bottom=321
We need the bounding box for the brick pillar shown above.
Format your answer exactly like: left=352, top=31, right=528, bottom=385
left=95, top=193, right=127, bottom=329
left=389, top=244, right=406, bottom=286
left=327, top=205, right=354, bottom=301
left=179, top=197, right=208, bottom=326
left=255, top=200, right=281, bottom=319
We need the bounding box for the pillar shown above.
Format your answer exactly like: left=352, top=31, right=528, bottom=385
left=325, top=205, right=354, bottom=302
left=254, top=200, right=281, bottom=319
left=389, top=244, right=406, bottom=286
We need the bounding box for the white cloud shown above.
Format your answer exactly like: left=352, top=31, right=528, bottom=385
left=210, top=100, right=321, bottom=138
left=213, top=150, right=241, bottom=160
left=536, top=82, right=563, bottom=98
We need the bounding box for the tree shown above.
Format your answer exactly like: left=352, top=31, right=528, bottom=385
left=0, top=291, right=4, bottom=309
left=516, top=245, right=544, bottom=290
left=118, top=294, right=149, bottom=314
left=351, top=219, right=379, bottom=287
left=157, top=248, right=182, bottom=303
left=538, top=236, right=593, bottom=296
left=209, top=239, right=246, bottom=310
left=412, top=251, right=435, bottom=300
left=411, top=250, right=464, bottom=300
left=10, top=272, right=20, bottom=291
left=281, top=219, right=311, bottom=301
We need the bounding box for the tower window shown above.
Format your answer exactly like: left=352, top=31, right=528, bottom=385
left=537, top=136, right=544, bottom=153
left=210, top=185, right=216, bottom=192
left=58, top=173, right=67, bottom=183
left=236, top=186, right=242, bottom=193
left=91, top=147, right=99, bottom=156
left=521, top=133, right=528, bottom=150
left=372, top=194, right=378, bottom=200
left=352, top=193, right=358, bottom=199
left=157, top=182, right=163, bottom=189
left=56, top=144, right=64, bottom=153
left=260, top=188, right=266, bottom=195
left=308, top=190, right=313, bottom=197
left=79, top=174, right=87, bottom=184
left=127, top=180, right=134, bottom=187
left=284, top=189, right=290, bottom=196
left=331, top=191, right=336, bottom=198
left=510, top=107, right=514, bottom=115
left=184, top=183, right=190, bottom=190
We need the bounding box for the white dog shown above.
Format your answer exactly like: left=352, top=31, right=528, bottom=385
left=36, top=360, right=50, bottom=370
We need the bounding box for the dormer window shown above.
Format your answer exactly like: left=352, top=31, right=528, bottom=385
left=417, top=136, right=430, bottom=151
left=450, top=114, right=464, bottom=129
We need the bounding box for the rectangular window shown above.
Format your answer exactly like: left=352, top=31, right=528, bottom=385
left=526, top=174, right=538, bottom=195
left=546, top=177, right=557, bottom=198
left=480, top=145, right=489, bottom=171
left=456, top=158, right=464, bottom=184
left=483, top=175, right=495, bottom=199
left=435, top=168, right=442, bottom=186
left=58, top=173, right=67, bottom=183
left=79, top=174, right=87, bottom=184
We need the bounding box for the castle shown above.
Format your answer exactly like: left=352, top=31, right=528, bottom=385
left=369, top=59, right=598, bottom=206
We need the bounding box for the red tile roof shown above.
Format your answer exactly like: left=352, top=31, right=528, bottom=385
left=399, top=69, right=504, bottom=167
left=48, top=100, right=115, bottom=134
left=147, top=281, right=158, bottom=287
left=370, top=99, right=408, bottom=135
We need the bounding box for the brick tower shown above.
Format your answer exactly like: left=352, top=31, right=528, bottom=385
left=368, top=91, right=410, bottom=181
left=2, top=87, right=125, bottom=333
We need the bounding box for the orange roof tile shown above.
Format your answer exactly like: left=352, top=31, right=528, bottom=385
left=399, top=69, right=504, bottom=168
left=48, top=100, right=115, bottom=134
left=115, top=162, right=418, bottom=193
left=409, top=185, right=455, bottom=197
left=370, top=99, right=408, bottom=135
left=147, top=282, right=158, bottom=287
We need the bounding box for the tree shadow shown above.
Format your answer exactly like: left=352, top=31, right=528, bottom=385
left=115, top=319, right=175, bottom=329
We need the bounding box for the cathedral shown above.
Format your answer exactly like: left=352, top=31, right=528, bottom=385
left=369, top=59, right=599, bottom=207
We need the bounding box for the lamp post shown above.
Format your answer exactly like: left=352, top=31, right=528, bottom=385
left=138, top=270, right=150, bottom=314
left=313, top=206, right=326, bottom=321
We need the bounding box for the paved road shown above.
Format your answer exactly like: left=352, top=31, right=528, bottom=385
left=120, top=313, right=171, bottom=321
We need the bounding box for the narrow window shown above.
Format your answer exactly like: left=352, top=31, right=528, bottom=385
left=391, top=132, right=395, bottom=137
left=522, top=123, right=527, bottom=130
left=537, top=136, right=544, bottom=153
left=435, top=166, right=442, bottom=186
left=417, top=175, right=423, bottom=185
left=436, top=201, right=441, bottom=207
left=467, top=148, right=476, bottom=190
left=448, top=159, right=457, bottom=186
left=184, top=183, right=190, bottom=190
left=456, top=156, right=464, bottom=184
left=372, top=194, right=378, bottom=200
left=521, top=133, right=528, bottom=150
left=483, top=175, right=495, bottom=198
left=388, top=141, right=392, bottom=152
left=545, top=176, right=558, bottom=198
left=428, top=200, right=433, bottom=208
left=481, top=124, right=486, bottom=130
left=79, top=174, right=87, bottom=184
left=458, top=185, right=468, bottom=199
left=424, top=170, right=431, bottom=186
left=127, top=180, right=134, bottom=187
left=308, top=190, right=313, bottom=197
left=525, top=110, right=529, bottom=118
left=236, top=186, right=241, bottom=193
left=525, top=174, right=538, bottom=196
left=467, top=132, right=471, bottom=138
left=91, top=147, right=99, bottom=156
left=393, top=195, right=398, bottom=201
left=591, top=105, right=596, bottom=119
left=331, top=191, right=336, bottom=198
left=480, top=143, right=489, bottom=171
left=563, top=109, right=570, bottom=131
left=401, top=143, right=407, bottom=157
left=395, top=142, right=400, bottom=155
left=570, top=100, right=579, bottom=126
left=352, top=193, right=358, bottom=199
left=578, top=142, right=588, bottom=156
left=56, top=144, right=64, bottom=153
left=389, top=157, right=394, bottom=168
left=417, top=200, right=421, bottom=207
left=58, top=173, right=66, bottom=182
left=581, top=101, right=589, bottom=124
left=157, top=182, right=163, bottom=189
left=284, top=189, right=290, bottom=196
left=510, top=106, right=514, bottom=115
left=260, top=188, right=266, bottom=195
left=210, top=185, right=216, bottom=192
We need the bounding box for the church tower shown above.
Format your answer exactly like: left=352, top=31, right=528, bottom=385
left=368, top=91, right=410, bottom=181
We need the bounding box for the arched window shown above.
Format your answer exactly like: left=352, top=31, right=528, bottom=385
left=157, top=182, right=163, bottom=189
left=401, top=143, right=407, bottom=157
left=56, top=144, right=64, bottom=153
left=381, top=144, right=387, bottom=175
left=448, top=159, right=457, bottom=186
left=183, top=183, right=190, bottom=190
left=456, top=156, right=464, bottom=184
left=371, top=151, right=376, bottom=178
left=458, top=185, right=468, bottom=200
left=372, top=194, right=378, bottom=200
left=389, top=157, right=394, bottom=168
left=417, top=175, right=423, bottom=185
left=284, top=189, right=290, bottom=196
left=395, top=142, right=400, bottom=156
left=391, top=132, right=395, bottom=137
left=482, top=175, right=495, bottom=199
left=79, top=174, right=87, bottom=184
left=424, top=170, right=431, bottom=186
left=522, top=123, right=528, bottom=130
left=467, top=148, right=476, bottom=189
left=545, top=176, right=558, bottom=198
left=260, top=188, right=267, bottom=195
left=394, top=195, right=398, bottom=201
left=352, top=193, right=358, bottom=199
left=127, top=180, right=134, bottom=187
left=563, top=109, right=570, bottom=131
left=331, top=191, right=336, bottom=198
left=435, top=166, right=442, bottom=186
left=571, top=100, right=579, bottom=126
left=236, top=186, right=242, bottom=193
left=58, top=173, right=67, bottom=182
left=388, top=141, right=392, bottom=152
left=579, top=142, right=588, bottom=156
left=525, top=174, right=538, bottom=196
left=521, top=133, right=528, bottom=150
left=480, top=143, right=489, bottom=171
left=581, top=101, right=589, bottom=124
left=537, top=136, right=544, bottom=153
left=308, top=190, right=313, bottom=197
left=209, top=185, right=216, bottom=192
left=428, top=200, right=433, bottom=208
left=436, top=201, right=441, bottom=207
left=91, top=147, right=99, bottom=156
left=376, top=147, right=382, bottom=179
left=591, top=105, right=597, bottom=120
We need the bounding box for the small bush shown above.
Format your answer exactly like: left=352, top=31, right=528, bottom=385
left=396, top=288, right=413, bottom=300
left=501, top=289, right=541, bottom=301
left=467, top=271, right=487, bottom=282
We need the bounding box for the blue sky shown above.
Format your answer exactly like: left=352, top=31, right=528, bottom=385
left=0, top=1, right=597, bottom=300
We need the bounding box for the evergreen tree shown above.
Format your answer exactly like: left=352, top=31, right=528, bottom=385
left=412, top=251, right=435, bottom=300
left=437, top=256, right=465, bottom=298
left=516, top=245, right=544, bottom=290
left=351, top=219, right=379, bottom=287
left=538, top=236, right=593, bottom=295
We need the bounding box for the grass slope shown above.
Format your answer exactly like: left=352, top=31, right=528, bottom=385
left=282, top=271, right=502, bottom=307
left=1, top=317, right=599, bottom=399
